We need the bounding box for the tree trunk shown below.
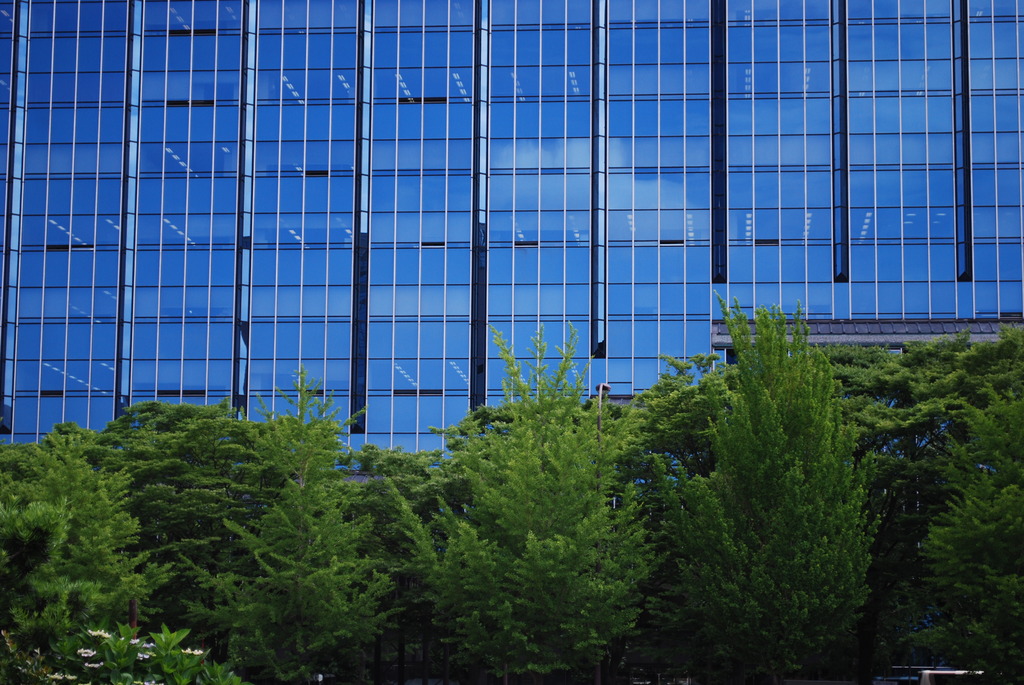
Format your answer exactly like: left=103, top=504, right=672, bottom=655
left=374, top=635, right=382, bottom=685
left=725, top=663, right=746, bottom=685
left=422, top=624, right=431, bottom=685
left=398, top=633, right=406, bottom=685
left=856, top=608, right=879, bottom=685
left=607, top=637, right=628, bottom=684
left=469, top=663, right=487, bottom=685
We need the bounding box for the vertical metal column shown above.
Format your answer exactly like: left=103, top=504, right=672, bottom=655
left=0, top=0, right=28, bottom=433
left=232, top=0, right=257, bottom=413
left=469, top=0, right=490, bottom=408
left=831, top=0, right=849, bottom=282
left=590, top=0, right=607, bottom=359
left=113, top=0, right=144, bottom=416
left=952, top=0, right=973, bottom=281
left=350, top=0, right=373, bottom=431
left=710, top=0, right=728, bottom=284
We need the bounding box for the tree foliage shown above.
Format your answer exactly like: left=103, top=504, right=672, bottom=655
left=826, top=327, right=1024, bottom=682
left=677, top=304, right=870, bottom=682
left=350, top=443, right=460, bottom=669
left=0, top=497, right=96, bottom=650
left=1, top=427, right=153, bottom=621
left=634, top=354, right=724, bottom=480
left=430, top=330, right=650, bottom=678
left=924, top=393, right=1024, bottom=684
left=208, top=373, right=390, bottom=684
left=90, top=399, right=277, bottom=650
left=5, top=323, right=1024, bottom=683
left=0, top=428, right=153, bottom=650
left=825, top=340, right=965, bottom=681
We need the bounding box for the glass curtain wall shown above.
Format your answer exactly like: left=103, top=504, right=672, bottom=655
left=847, top=1, right=957, bottom=319
left=15, top=0, right=126, bottom=440
left=366, top=0, right=473, bottom=449
left=726, top=1, right=832, bottom=318
left=133, top=0, right=239, bottom=407
left=486, top=0, right=593, bottom=401
left=249, top=1, right=356, bottom=417
left=969, top=0, right=1024, bottom=317
left=1, top=0, right=1023, bottom=446
left=607, top=0, right=711, bottom=395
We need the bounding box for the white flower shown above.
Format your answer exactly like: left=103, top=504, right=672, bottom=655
left=136, top=651, right=152, bottom=660
left=87, top=629, right=111, bottom=639
left=180, top=647, right=205, bottom=656
left=76, top=648, right=96, bottom=658
left=130, top=638, right=140, bottom=645
left=84, top=661, right=104, bottom=668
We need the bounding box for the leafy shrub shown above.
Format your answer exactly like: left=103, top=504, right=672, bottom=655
left=51, top=623, right=250, bottom=685
left=1, top=630, right=57, bottom=684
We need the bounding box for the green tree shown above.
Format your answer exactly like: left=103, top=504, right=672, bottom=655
left=91, top=399, right=277, bottom=652
left=428, top=330, right=650, bottom=681
left=825, top=339, right=967, bottom=682
left=633, top=354, right=725, bottom=480
left=924, top=393, right=1024, bottom=684
left=0, top=426, right=153, bottom=625
left=629, top=355, right=728, bottom=668
left=825, top=327, right=1024, bottom=683
left=209, top=373, right=390, bottom=683
left=0, top=497, right=95, bottom=651
left=0, top=425, right=158, bottom=654
left=351, top=444, right=463, bottom=685
left=677, top=304, right=870, bottom=684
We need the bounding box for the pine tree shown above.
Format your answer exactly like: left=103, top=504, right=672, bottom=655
left=0, top=498, right=96, bottom=651
left=1, top=427, right=153, bottom=624
left=0, top=428, right=153, bottom=649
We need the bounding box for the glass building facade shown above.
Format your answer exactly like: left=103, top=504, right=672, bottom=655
left=1, top=0, right=1022, bottom=449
